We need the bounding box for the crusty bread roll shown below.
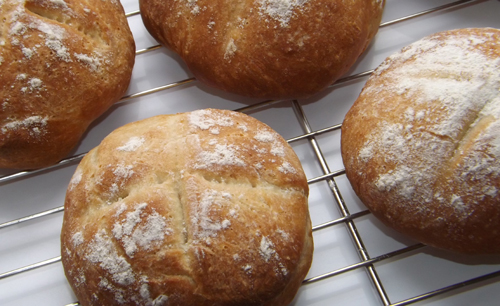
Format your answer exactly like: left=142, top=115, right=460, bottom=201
left=139, top=0, right=385, bottom=99
left=341, top=28, right=500, bottom=254
left=0, top=0, right=135, bottom=169
left=61, top=109, right=313, bottom=305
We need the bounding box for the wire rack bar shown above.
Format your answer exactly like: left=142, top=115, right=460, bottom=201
left=311, top=210, right=370, bottom=232
left=379, top=0, right=484, bottom=28
left=0, top=256, right=61, bottom=281
left=391, top=269, right=500, bottom=306
left=0, top=206, right=64, bottom=230
left=306, top=169, right=346, bottom=185
left=303, top=243, right=426, bottom=285
left=136, top=44, right=162, bottom=55
left=0, top=152, right=86, bottom=185
left=291, top=100, right=392, bottom=305
left=125, top=10, right=140, bottom=18
left=118, top=77, right=196, bottom=105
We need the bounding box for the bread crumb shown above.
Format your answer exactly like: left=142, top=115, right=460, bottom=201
left=1, top=115, right=48, bottom=137
left=184, top=0, right=202, bottom=15
left=190, top=188, right=234, bottom=239
left=98, top=278, right=126, bottom=303
left=254, top=130, right=276, bottom=142
left=221, top=219, right=231, bottom=228
left=117, top=136, right=145, bottom=152
left=113, top=203, right=171, bottom=257
left=36, top=20, right=72, bottom=62
left=69, top=169, right=83, bottom=190
left=278, top=262, right=288, bottom=276
left=450, top=194, right=466, bottom=212
left=10, top=21, right=27, bottom=36
left=16, top=74, right=27, bottom=81
left=188, top=109, right=234, bottom=130
left=74, top=53, right=101, bottom=71
left=253, top=145, right=267, bottom=154
left=152, top=295, right=169, bottom=305
left=270, top=144, right=285, bottom=156
left=276, top=229, right=290, bottom=241
left=242, top=264, right=252, bottom=273
left=375, top=165, right=415, bottom=198
left=22, top=47, right=35, bottom=59
left=86, top=229, right=135, bottom=285
left=483, top=186, right=498, bottom=197
left=112, top=164, right=135, bottom=179
left=259, top=236, right=275, bottom=262
left=224, top=38, right=237, bottom=61
left=257, top=0, right=309, bottom=27
left=71, top=231, right=84, bottom=246
left=48, top=0, right=69, bottom=9
left=278, top=161, right=296, bottom=174
left=194, top=143, right=246, bottom=169
left=28, top=78, right=43, bottom=90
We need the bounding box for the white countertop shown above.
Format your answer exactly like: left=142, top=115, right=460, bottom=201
left=1, top=0, right=500, bottom=305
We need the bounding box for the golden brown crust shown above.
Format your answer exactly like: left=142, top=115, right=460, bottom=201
left=61, top=109, right=313, bottom=305
left=0, top=0, right=135, bottom=169
left=139, top=0, right=385, bottom=99
left=341, top=28, right=500, bottom=254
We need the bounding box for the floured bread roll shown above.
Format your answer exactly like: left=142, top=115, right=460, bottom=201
left=0, top=0, right=135, bottom=169
left=139, top=0, right=385, bottom=99
left=341, top=28, right=500, bottom=254
left=61, top=109, right=313, bottom=305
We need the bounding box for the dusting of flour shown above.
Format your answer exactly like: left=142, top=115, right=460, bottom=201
left=64, top=109, right=306, bottom=304
left=117, top=137, right=146, bottom=152
left=257, top=0, right=309, bottom=27
left=1, top=116, right=48, bottom=137
left=77, top=207, right=171, bottom=304
left=188, top=186, right=234, bottom=240
left=358, top=30, right=500, bottom=216
left=112, top=203, right=172, bottom=257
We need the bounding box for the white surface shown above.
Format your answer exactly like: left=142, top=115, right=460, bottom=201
left=1, top=0, right=500, bottom=305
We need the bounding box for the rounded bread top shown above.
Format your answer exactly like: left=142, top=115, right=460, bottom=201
left=0, top=0, right=135, bottom=169
left=341, top=28, right=500, bottom=254
left=61, top=109, right=312, bottom=305
left=139, top=0, right=385, bottom=99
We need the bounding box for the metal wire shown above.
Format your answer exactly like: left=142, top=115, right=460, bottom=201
left=1, top=0, right=499, bottom=305
left=292, top=100, right=391, bottom=305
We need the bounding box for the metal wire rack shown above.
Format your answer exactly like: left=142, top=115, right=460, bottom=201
left=1, top=0, right=500, bottom=305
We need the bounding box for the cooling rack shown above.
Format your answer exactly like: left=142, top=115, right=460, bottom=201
left=1, top=0, right=500, bottom=305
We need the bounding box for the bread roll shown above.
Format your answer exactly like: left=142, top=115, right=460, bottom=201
left=0, top=0, right=135, bottom=169
left=61, top=109, right=313, bottom=305
left=341, top=28, right=500, bottom=254
left=139, top=0, right=385, bottom=99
